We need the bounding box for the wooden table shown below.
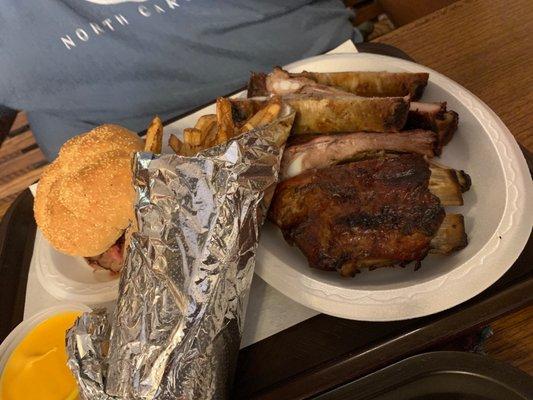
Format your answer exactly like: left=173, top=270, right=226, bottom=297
left=374, top=0, right=533, bottom=375
left=374, top=0, right=533, bottom=152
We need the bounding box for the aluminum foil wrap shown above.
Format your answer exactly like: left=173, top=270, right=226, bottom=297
left=66, top=105, right=295, bottom=400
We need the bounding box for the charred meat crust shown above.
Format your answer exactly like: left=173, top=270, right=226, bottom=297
left=387, top=99, right=410, bottom=131
left=406, top=102, right=459, bottom=153
left=247, top=72, right=269, bottom=97
left=269, top=154, right=445, bottom=276
left=407, top=102, right=447, bottom=130
left=230, top=98, right=266, bottom=126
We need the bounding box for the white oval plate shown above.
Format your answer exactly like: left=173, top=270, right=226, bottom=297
left=254, top=53, right=532, bottom=321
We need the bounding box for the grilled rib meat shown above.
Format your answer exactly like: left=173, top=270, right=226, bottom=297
left=248, top=67, right=429, bottom=100
left=232, top=95, right=409, bottom=134
left=269, top=154, right=446, bottom=276
left=407, top=102, right=459, bottom=151
left=408, top=102, right=446, bottom=127
left=252, top=69, right=457, bottom=146
left=246, top=69, right=458, bottom=151
left=296, top=70, right=429, bottom=100
left=281, top=94, right=409, bottom=134
left=280, top=130, right=438, bottom=180
left=265, top=67, right=348, bottom=96
left=245, top=68, right=411, bottom=133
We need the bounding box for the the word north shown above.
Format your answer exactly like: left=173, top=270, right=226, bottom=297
left=60, top=0, right=182, bottom=50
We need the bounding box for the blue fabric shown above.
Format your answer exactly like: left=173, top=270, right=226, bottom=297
left=0, top=1, right=355, bottom=159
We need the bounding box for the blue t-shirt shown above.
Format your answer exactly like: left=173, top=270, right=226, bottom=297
left=0, top=0, right=355, bottom=159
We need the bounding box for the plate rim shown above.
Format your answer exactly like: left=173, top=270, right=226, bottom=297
left=254, top=52, right=532, bottom=321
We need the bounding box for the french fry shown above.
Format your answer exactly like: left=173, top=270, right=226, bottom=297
left=194, top=114, right=217, bottom=134
left=168, top=133, right=183, bottom=154
left=203, top=122, right=219, bottom=148
left=144, top=116, right=163, bottom=153
left=169, top=134, right=195, bottom=156
left=170, top=96, right=283, bottom=156
left=241, top=97, right=281, bottom=133
left=190, top=114, right=218, bottom=148
left=216, top=98, right=235, bottom=143
left=183, top=128, right=204, bottom=146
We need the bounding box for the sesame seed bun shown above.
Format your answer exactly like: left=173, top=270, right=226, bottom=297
left=34, top=124, right=143, bottom=257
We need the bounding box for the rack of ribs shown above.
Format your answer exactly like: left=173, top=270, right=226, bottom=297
left=269, top=154, right=467, bottom=277
left=245, top=68, right=458, bottom=149
left=248, top=67, right=429, bottom=100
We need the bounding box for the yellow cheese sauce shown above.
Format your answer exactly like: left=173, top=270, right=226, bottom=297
left=0, top=312, right=81, bottom=400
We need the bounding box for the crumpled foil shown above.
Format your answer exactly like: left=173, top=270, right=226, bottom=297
left=66, top=106, right=295, bottom=400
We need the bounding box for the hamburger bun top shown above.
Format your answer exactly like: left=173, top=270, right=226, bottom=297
left=34, top=124, right=144, bottom=257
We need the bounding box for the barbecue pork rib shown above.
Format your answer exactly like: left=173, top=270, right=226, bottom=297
left=248, top=67, right=429, bottom=100
left=231, top=95, right=409, bottom=134
left=285, top=94, right=409, bottom=134
left=279, top=130, right=438, bottom=180
left=245, top=69, right=457, bottom=150
left=269, top=154, right=447, bottom=277
left=407, top=102, right=459, bottom=151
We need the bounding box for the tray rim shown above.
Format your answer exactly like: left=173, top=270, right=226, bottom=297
left=315, top=351, right=533, bottom=400
left=234, top=273, right=533, bottom=399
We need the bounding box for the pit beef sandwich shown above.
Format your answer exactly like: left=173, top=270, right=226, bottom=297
left=34, top=124, right=143, bottom=272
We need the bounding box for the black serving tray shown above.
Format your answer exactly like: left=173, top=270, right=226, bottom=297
left=0, top=43, right=531, bottom=400
left=314, top=352, right=533, bottom=400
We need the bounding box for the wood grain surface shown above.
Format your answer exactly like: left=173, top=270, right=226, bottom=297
left=0, top=111, right=46, bottom=216
left=374, top=0, right=533, bottom=152
left=374, top=0, right=533, bottom=376
left=485, top=305, right=533, bottom=374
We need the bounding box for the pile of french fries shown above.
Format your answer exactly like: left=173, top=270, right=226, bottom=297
left=169, top=96, right=282, bottom=156
left=142, top=97, right=282, bottom=156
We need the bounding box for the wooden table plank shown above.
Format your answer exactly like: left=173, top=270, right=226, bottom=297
left=10, top=112, right=29, bottom=134
left=0, top=202, right=12, bottom=218
left=0, top=131, right=36, bottom=160
left=0, top=148, right=46, bottom=181
left=0, top=111, right=16, bottom=144
left=374, top=0, right=533, bottom=152
left=377, top=0, right=458, bottom=27
left=485, top=305, right=533, bottom=374
left=0, top=167, right=45, bottom=201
